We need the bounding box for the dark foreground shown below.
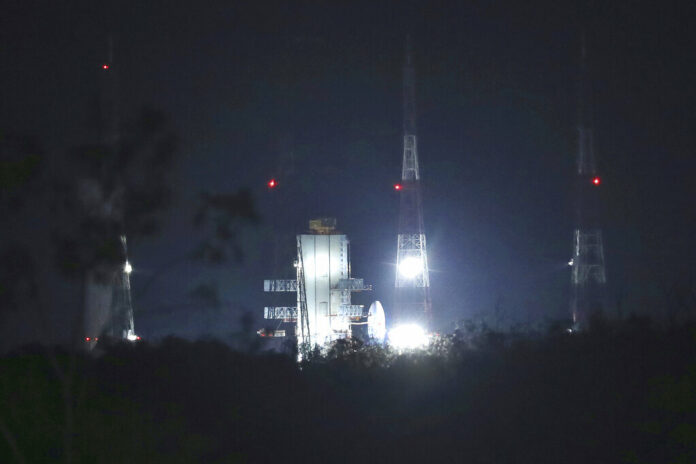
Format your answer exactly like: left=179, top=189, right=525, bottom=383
left=2, top=318, right=696, bottom=463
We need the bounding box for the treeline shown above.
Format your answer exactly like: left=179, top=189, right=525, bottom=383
left=1, top=316, right=696, bottom=463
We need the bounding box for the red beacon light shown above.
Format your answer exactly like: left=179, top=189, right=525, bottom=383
left=592, top=176, right=601, bottom=186
left=102, top=64, right=109, bottom=70
left=394, top=183, right=402, bottom=191
left=267, top=179, right=277, bottom=189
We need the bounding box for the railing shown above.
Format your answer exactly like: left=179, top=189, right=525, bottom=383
left=264, top=307, right=298, bottom=320
left=263, top=280, right=297, bottom=292
left=336, top=278, right=372, bottom=291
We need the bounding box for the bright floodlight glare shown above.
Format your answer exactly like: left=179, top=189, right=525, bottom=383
left=124, top=261, right=133, bottom=274
left=126, top=330, right=138, bottom=342
left=398, top=256, right=422, bottom=279
left=388, top=324, right=428, bottom=350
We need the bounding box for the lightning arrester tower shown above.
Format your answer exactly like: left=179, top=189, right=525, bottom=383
left=84, top=39, right=138, bottom=346
left=569, top=35, right=607, bottom=329
left=394, top=37, right=431, bottom=328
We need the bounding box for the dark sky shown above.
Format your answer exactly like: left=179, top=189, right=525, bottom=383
left=2, top=1, right=696, bottom=344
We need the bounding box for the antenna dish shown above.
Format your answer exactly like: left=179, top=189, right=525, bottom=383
left=367, top=301, right=386, bottom=343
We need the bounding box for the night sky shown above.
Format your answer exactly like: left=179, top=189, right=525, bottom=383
left=2, top=0, right=696, bottom=345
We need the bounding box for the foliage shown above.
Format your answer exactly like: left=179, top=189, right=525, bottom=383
left=51, top=108, right=178, bottom=279
left=192, top=189, right=259, bottom=265
left=0, top=133, right=44, bottom=322
left=3, top=318, right=696, bottom=462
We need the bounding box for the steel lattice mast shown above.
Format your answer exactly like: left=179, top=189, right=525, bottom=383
left=103, top=42, right=137, bottom=341
left=84, top=39, right=137, bottom=344
left=112, top=235, right=136, bottom=340
left=569, top=35, right=607, bottom=329
left=394, top=37, right=431, bottom=328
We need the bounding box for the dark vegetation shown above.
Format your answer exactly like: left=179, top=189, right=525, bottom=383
left=2, top=317, right=696, bottom=463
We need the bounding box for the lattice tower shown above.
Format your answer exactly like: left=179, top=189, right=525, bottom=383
left=394, top=36, right=431, bottom=328
left=569, top=35, right=607, bottom=329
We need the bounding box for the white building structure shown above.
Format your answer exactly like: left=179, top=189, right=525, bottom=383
left=263, top=218, right=370, bottom=354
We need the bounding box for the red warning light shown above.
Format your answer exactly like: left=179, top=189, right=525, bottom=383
left=85, top=337, right=91, bottom=342
left=102, top=64, right=109, bottom=70
left=592, top=176, right=601, bottom=185
left=267, top=179, right=277, bottom=188
left=394, top=184, right=402, bottom=191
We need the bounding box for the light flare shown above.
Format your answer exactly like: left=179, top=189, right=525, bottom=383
left=388, top=324, right=429, bottom=350
left=398, top=256, right=422, bottom=279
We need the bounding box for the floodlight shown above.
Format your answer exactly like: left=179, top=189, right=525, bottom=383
left=398, top=256, right=422, bottom=279
left=124, top=261, right=132, bottom=274
left=388, top=324, right=428, bottom=350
